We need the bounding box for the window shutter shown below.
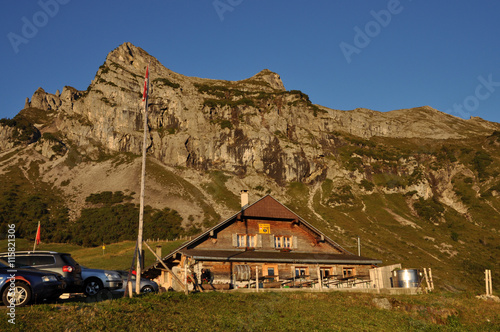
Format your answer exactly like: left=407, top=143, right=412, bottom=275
left=257, top=235, right=262, bottom=248
left=232, top=234, right=238, bottom=247
left=292, top=236, right=298, bottom=249
left=271, top=234, right=275, bottom=248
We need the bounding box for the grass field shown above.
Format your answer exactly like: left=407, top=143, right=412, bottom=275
left=0, top=290, right=499, bottom=331
left=0, top=240, right=498, bottom=331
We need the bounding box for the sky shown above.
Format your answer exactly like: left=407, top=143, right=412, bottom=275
left=1, top=0, right=500, bottom=123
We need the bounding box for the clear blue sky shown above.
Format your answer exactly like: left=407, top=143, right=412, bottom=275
left=1, top=0, right=500, bottom=123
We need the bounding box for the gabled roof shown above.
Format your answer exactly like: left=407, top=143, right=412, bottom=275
left=144, top=195, right=375, bottom=275
left=179, top=249, right=382, bottom=265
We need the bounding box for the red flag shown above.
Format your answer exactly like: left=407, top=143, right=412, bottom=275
left=142, top=65, right=149, bottom=101
left=35, top=222, right=41, bottom=245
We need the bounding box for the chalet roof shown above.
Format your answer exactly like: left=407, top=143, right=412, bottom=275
left=144, top=195, right=379, bottom=276
left=179, top=249, right=382, bottom=265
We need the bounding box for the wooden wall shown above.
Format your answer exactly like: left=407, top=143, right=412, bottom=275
left=194, top=218, right=343, bottom=254
left=155, top=260, right=374, bottom=291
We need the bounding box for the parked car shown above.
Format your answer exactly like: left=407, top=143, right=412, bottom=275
left=0, top=258, right=65, bottom=306
left=81, top=267, right=122, bottom=296
left=0, top=251, right=83, bottom=293
left=117, top=270, right=158, bottom=293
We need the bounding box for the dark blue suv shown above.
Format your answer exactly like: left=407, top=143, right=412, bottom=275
left=0, top=258, right=65, bottom=306
left=0, top=251, right=83, bottom=293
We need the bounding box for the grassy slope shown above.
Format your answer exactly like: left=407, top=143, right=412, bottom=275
left=1, top=291, right=498, bottom=331
left=0, top=240, right=498, bottom=331
left=304, top=187, right=499, bottom=293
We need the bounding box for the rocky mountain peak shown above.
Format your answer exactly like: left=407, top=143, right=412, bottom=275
left=247, top=69, right=286, bottom=91
left=106, top=42, right=152, bottom=68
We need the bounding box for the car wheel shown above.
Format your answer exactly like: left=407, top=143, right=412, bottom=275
left=141, top=285, right=155, bottom=293
left=84, top=279, right=104, bottom=296
left=2, top=281, right=32, bottom=307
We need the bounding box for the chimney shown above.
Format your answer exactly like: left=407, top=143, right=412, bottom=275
left=240, top=190, right=249, bottom=209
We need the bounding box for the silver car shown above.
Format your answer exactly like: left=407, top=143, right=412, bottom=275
left=117, top=271, right=158, bottom=293
left=81, top=267, right=123, bottom=296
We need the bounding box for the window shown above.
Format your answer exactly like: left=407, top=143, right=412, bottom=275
left=274, top=236, right=292, bottom=249
left=13, top=256, right=31, bottom=267
left=320, top=267, right=332, bottom=278
left=343, top=267, right=355, bottom=278
left=236, top=234, right=256, bottom=248
left=295, top=267, right=309, bottom=277
left=31, top=255, right=56, bottom=266
left=262, top=264, right=279, bottom=282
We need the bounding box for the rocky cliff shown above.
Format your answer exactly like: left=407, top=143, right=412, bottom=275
left=16, top=43, right=500, bottom=184
left=1, top=42, right=499, bottom=292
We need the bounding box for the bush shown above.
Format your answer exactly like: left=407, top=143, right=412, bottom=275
left=346, top=157, right=363, bottom=172
left=153, top=78, right=180, bottom=89
left=360, top=179, right=375, bottom=191
left=327, top=185, right=354, bottom=205
left=85, top=191, right=132, bottom=205
left=0, top=115, right=40, bottom=143
left=472, top=151, right=493, bottom=179
left=220, top=120, right=233, bottom=130
left=413, top=198, right=444, bottom=223
left=488, top=130, right=500, bottom=142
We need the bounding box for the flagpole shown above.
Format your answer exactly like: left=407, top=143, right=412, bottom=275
left=136, top=64, right=149, bottom=294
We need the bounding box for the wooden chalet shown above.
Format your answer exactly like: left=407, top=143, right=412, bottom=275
left=143, top=192, right=382, bottom=291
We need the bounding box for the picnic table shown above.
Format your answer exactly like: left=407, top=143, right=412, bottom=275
left=282, top=275, right=316, bottom=288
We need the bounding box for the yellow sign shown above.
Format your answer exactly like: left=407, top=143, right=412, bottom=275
left=259, top=224, right=270, bottom=234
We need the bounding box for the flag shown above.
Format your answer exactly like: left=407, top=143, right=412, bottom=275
left=35, top=221, right=41, bottom=245
left=142, top=65, right=149, bottom=102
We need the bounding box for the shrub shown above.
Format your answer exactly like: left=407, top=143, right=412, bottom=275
left=85, top=191, right=132, bottom=205
left=327, top=185, right=355, bottom=205
left=472, top=151, right=493, bottom=180
left=488, top=130, right=500, bottom=142
left=220, top=120, right=233, bottom=130
left=346, top=157, right=363, bottom=172
left=413, top=198, right=444, bottom=223
left=288, top=90, right=310, bottom=102
left=153, top=78, right=180, bottom=89
left=0, top=115, right=40, bottom=143
left=360, top=179, right=375, bottom=191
